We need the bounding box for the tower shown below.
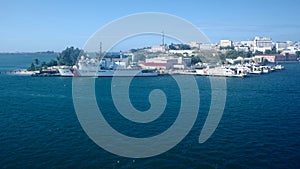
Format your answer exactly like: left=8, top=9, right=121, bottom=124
left=162, top=31, right=165, bottom=46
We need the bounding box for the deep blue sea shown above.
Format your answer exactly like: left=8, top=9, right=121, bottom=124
left=0, top=54, right=300, bottom=169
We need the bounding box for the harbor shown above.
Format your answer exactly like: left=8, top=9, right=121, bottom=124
left=5, top=35, right=299, bottom=78
left=7, top=57, right=286, bottom=78
left=1, top=59, right=300, bottom=169
left=7, top=63, right=285, bottom=78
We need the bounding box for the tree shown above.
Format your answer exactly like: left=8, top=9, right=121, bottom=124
left=225, top=50, right=238, bottom=59
left=47, top=59, right=58, bottom=67
left=134, top=54, right=146, bottom=62
left=168, top=43, right=191, bottom=50
left=130, top=49, right=138, bottom=53
left=271, top=46, right=277, bottom=54
left=254, top=50, right=263, bottom=55
left=41, top=61, right=47, bottom=68
left=27, top=63, right=36, bottom=71
left=220, top=46, right=234, bottom=50
left=265, top=50, right=271, bottom=54
left=57, top=47, right=83, bottom=66
left=191, top=55, right=202, bottom=65
left=34, top=58, right=39, bottom=66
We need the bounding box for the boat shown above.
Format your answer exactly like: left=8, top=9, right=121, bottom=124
left=32, top=69, right=60, bottom=76
left=12, top=69, right=36, bottom=76
left=95, top=68, right=157, bottom=77
left=168, top=69, right=197, bottom=75
left=196, top=67, right=247, bottom=78
left=62, top=56, right=158, bottom=77
left=58, top=68, right=74, bottom=77
left=260, top=66, right=270, bottom=74
left=275, top=65, right=284, bottom=70
left=249, top=66, right=262, bottom=74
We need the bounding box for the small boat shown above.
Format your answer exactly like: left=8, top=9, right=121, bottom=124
left=260, top=66, right=269, bottom=74
left=32, top=69, right=60, bottom=76
left=270, top=66, right=276, bottom=72
left=58, top=68, right=74, bottom=77
left=275, top=65, right=284, bottom=70
left=249, top=66, right=262, bottom=74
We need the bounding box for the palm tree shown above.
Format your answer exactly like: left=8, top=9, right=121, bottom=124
left=34, top=58, right=39, bottom=66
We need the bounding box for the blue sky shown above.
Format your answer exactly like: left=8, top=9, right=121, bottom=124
left=1, top=0, right=300, bottom=52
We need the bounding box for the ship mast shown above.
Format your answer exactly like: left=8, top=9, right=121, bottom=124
left=99, top=42, right=102, bottom=59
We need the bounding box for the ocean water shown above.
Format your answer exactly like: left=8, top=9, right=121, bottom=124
left=0, top=54, right=300, bottom=168
left=0, top=53, right=57, bottom=72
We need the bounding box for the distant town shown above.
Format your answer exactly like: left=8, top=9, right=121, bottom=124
left=8, top=36, right=300, bottom=77
left=107, top=36, right=299, bottom=75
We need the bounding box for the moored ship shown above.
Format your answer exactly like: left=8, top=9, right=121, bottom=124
left=58, top=56, right=157, bottom=77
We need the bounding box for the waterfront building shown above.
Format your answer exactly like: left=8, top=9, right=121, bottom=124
left=255, top=54, right=297, bottom=62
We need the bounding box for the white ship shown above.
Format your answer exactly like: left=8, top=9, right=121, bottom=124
left=196, top=66, right=247, bottom=78
left=58, top=56, right=157, bottom=77
left=96, top=69, right=157, bottom=77
left=249, top=66, right=262, bottom=74
left=275, top=64, right=284, bottom=70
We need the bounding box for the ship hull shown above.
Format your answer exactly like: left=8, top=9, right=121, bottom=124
left=64, top=68, right=158, bottom=77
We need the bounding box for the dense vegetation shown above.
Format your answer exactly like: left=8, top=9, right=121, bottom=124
left=27, top=47, right=82, bottom=71
left=57, top=47, right=83, bottom=66
left=169, top=43, right=191, bottom=50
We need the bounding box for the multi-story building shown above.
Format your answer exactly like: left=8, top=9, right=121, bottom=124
left=253, top=36, right=273, bottom=53
left=220, top=40, right=233, bottom=48
left=275, top=42, right=288, bottom=52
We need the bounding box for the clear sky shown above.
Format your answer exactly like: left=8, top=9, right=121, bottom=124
left=1, top=0, right=300, bottom=52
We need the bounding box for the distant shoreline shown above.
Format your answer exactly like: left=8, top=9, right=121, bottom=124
left=0, top=51, right=58, bottom=55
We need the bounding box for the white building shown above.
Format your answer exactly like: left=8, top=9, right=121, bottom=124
left=275, top=42, right=288, bottom=52
left=241, top=40, right=255, bottom=47
left=188, top=41, right=200, bottom=49
left=168, top=50, right=194, bottom=56
left=220, top=40, right=233, bottom=48
left=150, top=45, right=166, bottom=53
left=234, top=46, right=250, bottom=52
left=199, top=43, right=215, bottom=51
left=144, top=56, right=191, bottom=69
left=281, top=46, right=299, bottom=55
left=253, top=36, right=273, bottom=53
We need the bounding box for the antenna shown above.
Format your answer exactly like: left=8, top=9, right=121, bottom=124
left=162, top=31, right=165, bottom=46
left=99, top=42, right=102, bottom=58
